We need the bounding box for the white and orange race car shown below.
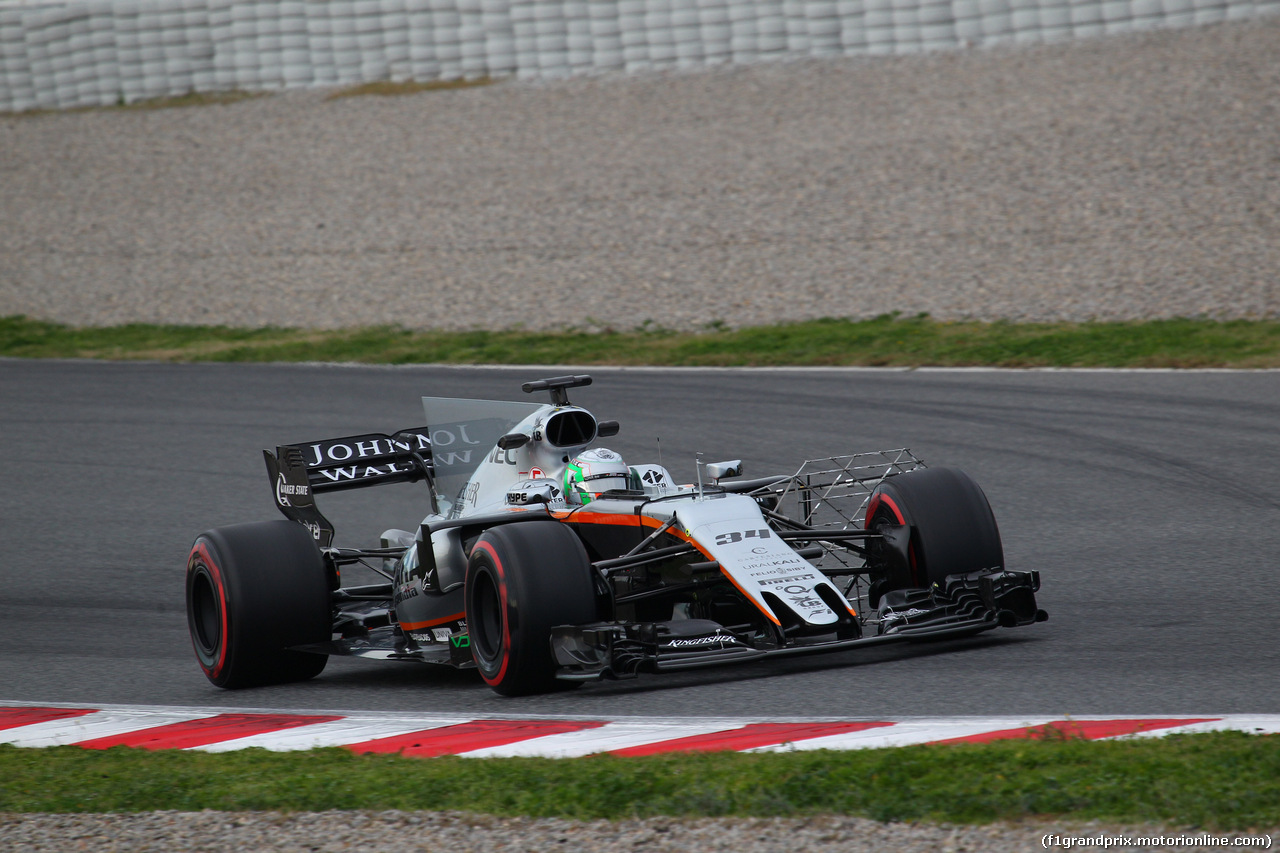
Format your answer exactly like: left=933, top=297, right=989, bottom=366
left=186, top=375, right=1045, bottom=696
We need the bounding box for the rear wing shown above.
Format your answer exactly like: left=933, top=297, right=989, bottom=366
left=263, top=427, right=434, bottom=547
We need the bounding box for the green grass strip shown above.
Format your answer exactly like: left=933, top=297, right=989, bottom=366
left=324, top=76, right=500, bottom=100
left=2, top=733, right=1279, bottom=827
left=9, top=90, right=264, bottom=117
left=4, top=315, right=1280, bottom=368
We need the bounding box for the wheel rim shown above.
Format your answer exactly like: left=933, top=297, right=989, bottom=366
left=190, top=566, right=222, bottom=657
left=870, top=502, right=920, bottom=589
left=470, top=567, right=505, bottom=665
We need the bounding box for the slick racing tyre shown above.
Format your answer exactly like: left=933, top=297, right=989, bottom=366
left=186, top=520, right=330, bottom=689
left=865, top=467, right=1004, bottom=594
left=465, top=522, right=598, bottom=696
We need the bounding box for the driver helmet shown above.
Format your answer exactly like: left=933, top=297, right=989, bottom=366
left=564, top=448, right=629, bottom=504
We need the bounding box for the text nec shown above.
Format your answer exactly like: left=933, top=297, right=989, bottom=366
left=488, top=446, right=518, bottom=465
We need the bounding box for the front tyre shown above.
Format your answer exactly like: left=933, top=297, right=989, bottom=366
left=465, top=522, right=597, bottom=696
left=186, top=520, right=330, bottom=689
left=865, top=467, right=1004, bottom=592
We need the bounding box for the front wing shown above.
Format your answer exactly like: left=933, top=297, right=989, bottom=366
left=549, top=569, right=1046, bottom=682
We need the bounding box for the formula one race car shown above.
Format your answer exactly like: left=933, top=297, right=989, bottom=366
left=186, top=375, right=1046, bottom=696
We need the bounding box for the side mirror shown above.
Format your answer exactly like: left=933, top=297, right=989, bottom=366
left=497, top=432, right=530, bottom=450
left=597, top=420, right=620, bottom=437
left=706, top=460, right=743, bottom=481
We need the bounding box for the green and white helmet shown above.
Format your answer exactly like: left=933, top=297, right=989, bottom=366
left=564, top=448, right=629, bottom=504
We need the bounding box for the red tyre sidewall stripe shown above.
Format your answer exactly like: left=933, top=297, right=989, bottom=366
left=189, top=541, right=230, bottom=679
left=867, top=493, right=905, bottom=526
left=866, top=492, right=919, bottom=586
left=470, top=540, right=511, bottom=687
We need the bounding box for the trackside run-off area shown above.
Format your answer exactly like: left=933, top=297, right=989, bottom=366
left=2, top=20, right=1278, bottom=335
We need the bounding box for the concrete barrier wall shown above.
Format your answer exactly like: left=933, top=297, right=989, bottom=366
left=1, top=0, right=1276, bottom=112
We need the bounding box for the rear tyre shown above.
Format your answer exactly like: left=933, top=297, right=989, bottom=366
left=186, top=520, right=330, bottom=689
left=865, top=467, right=1004, bottom=593
left=465, top=522, right=597, bottom=696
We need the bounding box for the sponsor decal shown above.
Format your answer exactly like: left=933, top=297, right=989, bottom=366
left=757, top=574, right=818, bottom=587
left=304, top=432, right=432, bottom=468
left=428, top=425, right=482, bottom=449
left=788, top=594, right=827, bottom=610
left=664, top=634, right=740, bottom=649
left=507, top=481, right=563, bottom=506
left=275, top=473, right=309, bottom=507
left=431, top=628, right=453, bottom=643
left=393, top=584, right=419, bottom=605
left=530, top=467, right=544, bottom=478
left=745, top=559, right=809, bottom=575
left=488, top=446, right=518, bottom=466
left=444, top=626, right=472, bottom=666
left=316, top=461, right=413, bottom=482
left=429, top=419, right=511, bottom=470
left=631, top=466, right=670, bottom=494
left=433, top=449, right=474, bottom=466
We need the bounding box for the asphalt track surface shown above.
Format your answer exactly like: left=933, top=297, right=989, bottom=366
left=2, top=360, right=1277, bottom=719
